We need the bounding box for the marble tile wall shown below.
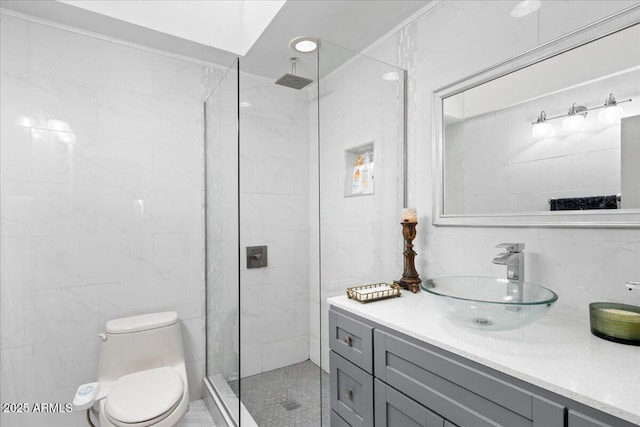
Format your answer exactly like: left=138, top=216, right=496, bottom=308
left=0, top=14, right=208, bottom=426
left=312, top=50, right=405, bottom=372
left=239, top=73, right=311, bottom=377
left=361, top=0, right=640, bottom=322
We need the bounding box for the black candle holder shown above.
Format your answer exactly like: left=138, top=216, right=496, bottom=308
left=394, top=221, right=421, bottom=293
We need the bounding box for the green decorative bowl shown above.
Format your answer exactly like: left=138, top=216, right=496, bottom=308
left=589, top=302, right=640, bottom=346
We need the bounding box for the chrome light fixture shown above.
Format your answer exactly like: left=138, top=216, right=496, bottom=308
left=598, top=93, right=624, bottom=123
left=562, top=103, right=588, bottom=131
left=531, top=93, right=631, bottom=135
left=531, top=111, right=552, bottom=138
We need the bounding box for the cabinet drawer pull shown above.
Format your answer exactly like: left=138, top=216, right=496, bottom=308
left=344, top=388, right=353, bottom=399
left=343, top=335, right=353, bottom=346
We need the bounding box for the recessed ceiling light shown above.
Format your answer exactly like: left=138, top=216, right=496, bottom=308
left=290, top=36, right=319, bottom=53
left=382, top=71, right=400, bottom=81
left=240, top=101, right=252, bottom=108
left=510, top=0, right=541, bottom=18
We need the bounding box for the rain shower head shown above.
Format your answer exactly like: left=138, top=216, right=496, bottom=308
left=275, top=57, right=313, bottom=90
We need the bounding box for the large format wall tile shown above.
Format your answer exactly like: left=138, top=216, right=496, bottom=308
left=0, top=15, right=207, bottom=427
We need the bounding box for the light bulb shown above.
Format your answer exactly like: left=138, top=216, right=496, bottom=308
left=563, top=103, right=587, bottom=132
left=563, top=115, right=585, bottom=131
left=532, top=121, right=552, bottom=138
left=598, top=105, right=623, bottom=123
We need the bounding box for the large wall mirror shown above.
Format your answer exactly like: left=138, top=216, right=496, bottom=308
left=433, top=5, right=640, bottom=227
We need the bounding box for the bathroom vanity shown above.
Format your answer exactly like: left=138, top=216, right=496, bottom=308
left=328, top=294, right=640, bottom=427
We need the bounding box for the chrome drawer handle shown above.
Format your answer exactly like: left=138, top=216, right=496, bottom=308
left=344, top=388, right=353, bottom=399
left=343, top=335, right=353, bottom=346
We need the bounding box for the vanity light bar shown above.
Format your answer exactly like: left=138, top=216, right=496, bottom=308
left=531, top=93, right=632, bottom=125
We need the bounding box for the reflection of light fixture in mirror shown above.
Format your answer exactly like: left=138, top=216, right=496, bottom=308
left=531, top=111, right=552, bottom=138
left=382, top=71, right=400, bottom=81
left=531, top=94, right=632, bottom=133
left=290, top=36, right=319, bottom=53
left=47, top=119, right=77, bottom=144
left=511, top=0, right=541, bottom=18
left=47, top=119, right=71, bottom=132
left=598, top=93, right=623, bottom=123
left=239, top=101, right=252, bottom=108
left=562, top=103, right=587, bottom=131
left=15, top=116, right=37, bottom=128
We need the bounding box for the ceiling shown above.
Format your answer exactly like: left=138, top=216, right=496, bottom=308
left=0, top=0, right=430, bottom=78
left=57, top=0, right=287, bottom=56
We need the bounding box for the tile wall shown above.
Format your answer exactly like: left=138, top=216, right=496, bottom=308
left=364, top=0, right=640, bottom=322
left=0, top=14, right=209, bottom=426
left=239, top=73, right=311, bottom=377
left=312, top=50, right=405, bottom=371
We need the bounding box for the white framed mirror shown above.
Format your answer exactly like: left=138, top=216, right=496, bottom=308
left=433, top=5, right=640, bottom=228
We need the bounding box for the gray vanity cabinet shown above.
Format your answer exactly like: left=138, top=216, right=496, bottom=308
left=329, top=310, right=375, bottom=426
left=375, top=379, right=447, bottom=427
left=331, top=351, right=374, bottom=427
left=374, top=329, right=564, bottom=427
left=329, top=306, right=636, bottom=427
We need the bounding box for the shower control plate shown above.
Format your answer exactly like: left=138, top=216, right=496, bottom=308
left=246, top=246, right=268, bottom=269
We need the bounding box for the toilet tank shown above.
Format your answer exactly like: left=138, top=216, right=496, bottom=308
left=97, top=312, right=186, bottom=383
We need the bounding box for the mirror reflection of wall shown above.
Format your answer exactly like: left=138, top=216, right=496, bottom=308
left=621, top=115, right=640, bottom=209
left=442, top=24, right=640, bottom=216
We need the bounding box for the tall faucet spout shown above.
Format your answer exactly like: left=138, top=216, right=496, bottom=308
left=492, top=252, right=513, bottom=265
left=493, top=243, right=525, bottom=282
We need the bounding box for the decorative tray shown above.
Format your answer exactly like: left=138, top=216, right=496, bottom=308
left=346, top=282, right=401, bottom=303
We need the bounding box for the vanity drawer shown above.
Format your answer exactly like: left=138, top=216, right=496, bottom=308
left=331, top=410, right=351, bottom=427
left=374, top=330, right=565, bottom=427
left=329, top=309, right=373, bottom=373
left=375, top=379, right=446, bottom=427
left=330, top=351, right=373, bottom=427
left=568, top=410, right=620, bottom=427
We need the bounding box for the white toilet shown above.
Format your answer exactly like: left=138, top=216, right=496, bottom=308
left=74, top=311, right=189, bottom=427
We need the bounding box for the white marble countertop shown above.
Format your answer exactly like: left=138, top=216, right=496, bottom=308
left=328, top=293, right=640, bottom=425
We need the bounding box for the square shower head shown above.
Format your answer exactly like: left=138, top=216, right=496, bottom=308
left=275, top=73, right=313, bottom=90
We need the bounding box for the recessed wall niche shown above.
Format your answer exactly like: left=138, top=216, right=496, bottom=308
left=344, top=142, right=375, bottom=197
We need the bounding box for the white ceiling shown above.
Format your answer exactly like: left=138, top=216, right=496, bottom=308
left=0, top=0, right=431, bottom=78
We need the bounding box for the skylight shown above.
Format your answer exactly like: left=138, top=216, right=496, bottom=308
left=59, top=0, right=286, bottom=56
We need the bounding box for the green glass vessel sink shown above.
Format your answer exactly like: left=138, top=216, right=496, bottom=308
left=421, top=276, right=558, bottom=331
left=589, top=302, right=640, bottom=346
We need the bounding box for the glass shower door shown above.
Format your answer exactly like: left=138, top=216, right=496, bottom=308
left=204, top=59, right=241, bottom=424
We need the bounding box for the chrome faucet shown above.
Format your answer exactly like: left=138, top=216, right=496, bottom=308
left=493, top=243, right=525, bottom=306
left=492, top=243, right=525, bottom=281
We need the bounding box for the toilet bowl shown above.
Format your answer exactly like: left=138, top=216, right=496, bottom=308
left=74, top=311, right=189, bottom=427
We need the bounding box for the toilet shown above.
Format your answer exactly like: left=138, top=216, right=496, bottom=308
left=75, top=311, right=189, bottom=427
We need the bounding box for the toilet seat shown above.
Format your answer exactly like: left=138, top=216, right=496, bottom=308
left=104, top=367, right=184, bottom=427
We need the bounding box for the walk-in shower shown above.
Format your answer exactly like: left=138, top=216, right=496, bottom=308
left=202, top=40, right=406, bottom=426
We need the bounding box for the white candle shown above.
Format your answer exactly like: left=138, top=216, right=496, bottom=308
left=402, top=208, right=417, bottom=223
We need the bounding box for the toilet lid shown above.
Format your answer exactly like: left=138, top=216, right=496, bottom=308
left=105, top=367, right=184, bottom=424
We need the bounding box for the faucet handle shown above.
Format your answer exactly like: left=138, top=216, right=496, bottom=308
left=495, top=243, right=525, bottom=253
